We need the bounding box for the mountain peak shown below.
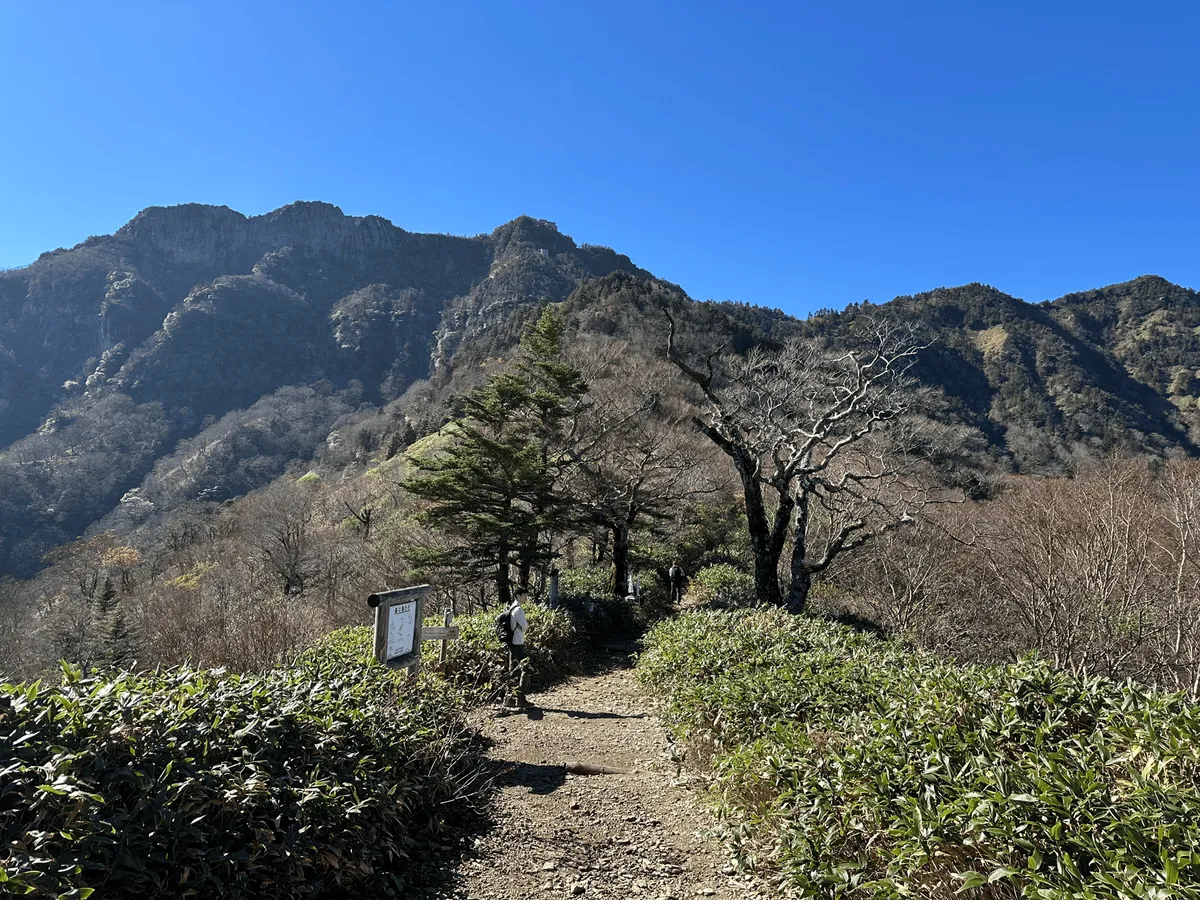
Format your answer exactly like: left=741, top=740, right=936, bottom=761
left=115, top=201, right=404, bottom=263
left=118, top=202, right=246, bottom=235
left=490, top=215, right=576, bottom=257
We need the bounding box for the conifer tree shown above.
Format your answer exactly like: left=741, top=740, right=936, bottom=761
left=98, top=599, right=138, bottom=668
left=404, top=309, right=587, bottom=604
left=87, top=575, right=138, bottom=668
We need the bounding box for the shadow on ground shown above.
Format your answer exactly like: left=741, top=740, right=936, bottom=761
left=405, top=750, right=568, bottom=897
left=493, top=759, right=568, bottom=795
left=534, top=706, right=645, bottom=720
left=406, top=645, right=644, bottom=897
left=569, top=642, right=641, bottom=677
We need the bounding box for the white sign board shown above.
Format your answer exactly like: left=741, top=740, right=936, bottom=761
left=369, top=584, right=431, bottom=671
left=386, top=601, right=417, bottom=662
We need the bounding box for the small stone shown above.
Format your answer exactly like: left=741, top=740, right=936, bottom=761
left=572, top=884, right=586, bottom=896
left=543, top=861, right=558, bottom=871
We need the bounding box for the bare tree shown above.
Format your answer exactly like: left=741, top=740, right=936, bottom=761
left=966, top=463, right=1165, bottom=680
left=569, top=340, right=727, bottom=596
left=239, top=480, right=320, bottom=596
left=666, top=313, right=963, bottom=610
left=826, top=513, right=967, bottom=636
left=0, top=578, right=41, bottom=679
left=1156, top=460, right=1200, bottom=693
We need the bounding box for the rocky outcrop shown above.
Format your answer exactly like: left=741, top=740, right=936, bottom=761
left=0, top=203, right=647, bottom=576
left=116, top=201, right=406, bottom=264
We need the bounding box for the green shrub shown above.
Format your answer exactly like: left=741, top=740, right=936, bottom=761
left=302, top=605, right=583, bottom=697
left=688, top=563, right=757, bottom=607
left=429, top=602, right=582, bottom=694
left=639, top=610, right=1200, bottom=898
left=1, top=650, right=474, bottom=898
left=558, top=564, right=667, bottom=636
left=558, top=565, right=612, bottom=601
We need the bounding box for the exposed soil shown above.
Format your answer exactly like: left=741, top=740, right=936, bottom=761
left=418, top=652, right=777, bottom=900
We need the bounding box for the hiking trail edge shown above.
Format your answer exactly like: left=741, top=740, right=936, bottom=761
left=426, top=657, right=778, bottom=899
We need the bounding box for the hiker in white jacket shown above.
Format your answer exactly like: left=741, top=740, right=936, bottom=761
left=507, top=591, right=530, bottom=707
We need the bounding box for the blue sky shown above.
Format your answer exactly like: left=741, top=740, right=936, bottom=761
left=1, top=1, right=1197, bottom=316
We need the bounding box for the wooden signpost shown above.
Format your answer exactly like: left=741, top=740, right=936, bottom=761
left=367, top=584, right=459, bottom=675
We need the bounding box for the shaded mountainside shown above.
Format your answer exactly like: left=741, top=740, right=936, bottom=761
left=0, top=200, right=1197, bottom=577
left=801, top=278, right=1200, bottom=471
left=0, top=203, right=647, bottom=575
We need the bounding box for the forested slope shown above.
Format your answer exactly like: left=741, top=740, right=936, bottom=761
left=2, top=200, right=1198, bottom=579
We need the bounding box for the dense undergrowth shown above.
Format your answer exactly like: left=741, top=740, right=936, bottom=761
left=0, top=598, right=586, bottom=898
left=1, top=645, right=476, bottom=898
left=319, top=601, right=584, bottom=697
left=638, top=609, right=1200, bottom=899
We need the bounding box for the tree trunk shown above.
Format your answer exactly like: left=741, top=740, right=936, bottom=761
left=786, top=492, right=812, bottom=613
left=612, top=523, right=630, bottom=599
left=787, top=566, right=812, bottom=613
left=736, top=454, right=788, bottom=607
left=690, top=421, right=793, bottom=608
left=496, top=549, right=511, bottom=607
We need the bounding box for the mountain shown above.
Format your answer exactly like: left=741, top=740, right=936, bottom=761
left=799, top=277, right=1200, bottom=471
left=0, top=203, right=647, bottom=576
left=1, top=201, right=1198, bottom=578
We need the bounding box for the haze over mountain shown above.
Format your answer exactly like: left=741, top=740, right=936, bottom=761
left=1, top=201, right=1198, bottom=577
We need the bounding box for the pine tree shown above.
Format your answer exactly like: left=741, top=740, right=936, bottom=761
left=88, top=575, right=138, bottom=668
left=96, top=577, right=117, bottom=617
left=404, top=309, right=587, bottom=604
left=98, top=599, right=138, bottom=669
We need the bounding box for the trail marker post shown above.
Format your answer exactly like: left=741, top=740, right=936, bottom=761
left=426, top=608, right=456, bottom=663
left=367, top=585, right=460, bottom=675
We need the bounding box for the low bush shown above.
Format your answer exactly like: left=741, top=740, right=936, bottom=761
left=428, top=602, right=582, bottom=694
left=687, top=563, right=757, bottom=607
left=558, top=565, right=612, bottom=601
left=1, top=647, right=475, bottom=898
left=639, top=609, right=1200, bottom=898
left=307, top=603, right=583, bottom=697
left=559, top=564, right=667, bottom=637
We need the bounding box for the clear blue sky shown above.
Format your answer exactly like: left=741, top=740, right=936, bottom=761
left=2, top=2, right=1197, bottom=316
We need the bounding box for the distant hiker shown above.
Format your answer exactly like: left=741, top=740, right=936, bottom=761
left=669, top=562, right=685, bottom=605
left=498, top=590, right=530, bottom=708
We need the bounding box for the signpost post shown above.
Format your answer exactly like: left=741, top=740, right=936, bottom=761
left=367, top=585, right=459, bottom=675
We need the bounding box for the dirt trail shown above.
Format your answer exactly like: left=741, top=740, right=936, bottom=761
left=429, top=655, right=776, bottom=900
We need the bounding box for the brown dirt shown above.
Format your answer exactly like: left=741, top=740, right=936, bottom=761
left=423, top=655, right=778, bottom=900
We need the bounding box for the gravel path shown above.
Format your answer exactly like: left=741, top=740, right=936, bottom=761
left=425, top=655, right=776, bottom=900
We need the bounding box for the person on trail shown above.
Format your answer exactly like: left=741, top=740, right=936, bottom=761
left=669, top=562, right=686, bottom=605
left=505, top=591, right=530, bottom=708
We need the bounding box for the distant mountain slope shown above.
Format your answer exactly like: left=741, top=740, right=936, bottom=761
left=0, top=203, right=646, bottom=575
left=1, top=200, right=1197, bottom=577
left=798, top=278, right=1197, bottom=470
left=439, top=271, right=1200, bottom=472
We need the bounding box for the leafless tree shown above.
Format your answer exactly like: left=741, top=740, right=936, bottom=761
left=569, top=340, right=728, bottom=595
left=825, top=512, right=968, bottom=637
left=1155, top=459, right=1200, bottom=693
left=967, top=463, right=1164, bottom=679
left=239, top=480, right=320, bottom=596
left=667, top=312, right=964, bottom=610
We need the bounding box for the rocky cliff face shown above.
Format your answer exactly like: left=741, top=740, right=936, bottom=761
left=115, top=201, right=407, bottom=263
left=0, top=203, right=645, bottom=576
